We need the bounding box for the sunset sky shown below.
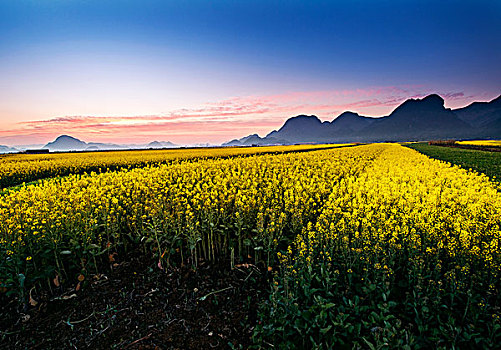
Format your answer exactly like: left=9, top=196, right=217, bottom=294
left=1, top=0, right=500, bottom=146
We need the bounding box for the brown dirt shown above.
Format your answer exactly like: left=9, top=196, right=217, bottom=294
left=0, top=251, right=269, bottom=349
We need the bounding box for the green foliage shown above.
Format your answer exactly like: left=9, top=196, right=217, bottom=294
left=407, top=143, right=501, bottom=182
left=254, top=252, right=501, bottom=349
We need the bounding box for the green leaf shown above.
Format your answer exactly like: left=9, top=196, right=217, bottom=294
left=320, top=325, right=332, bottom=334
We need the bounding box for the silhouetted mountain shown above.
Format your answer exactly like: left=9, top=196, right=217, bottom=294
left=0, top=145, right=18, bottom=154
left=358, top=94, right=472, bottom=142
left=223, top=139, right=244, bottom=146
left=87, top=142, right=124, bottom=150
left=263, top=112, right=377, bottom=143
left=148, top=141, right=177, bottom=148
left=266, top=115, right=328, bottom=142
left=223, top=133, right=287, bottom=146
left=453, top=95, right=501, bottom=137
left=329, top=112, right=374, bottom=132
left=12, top=144, right=44, bottom=151
left=43, top=135, right=177, bottom=152
left=224, top=94, right=501, bottom=145
left=44, top=135, right=88, bottom=151
left=240, top=134, right=262, bottom=144
left=44, top=135, right=125, bottom=151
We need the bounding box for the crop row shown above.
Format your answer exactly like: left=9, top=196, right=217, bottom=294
left=457, top=140, right=501, bottom=147
left=0, top=145, right=372, bottom=301
left=259, top=144, right=501, bottom=348
left=1, top=143, right=500, bottom=347
left=0, top=144, right=341, bottom=189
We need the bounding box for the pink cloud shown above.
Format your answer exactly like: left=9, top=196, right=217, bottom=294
left=0, top=85, right=480, bottom=145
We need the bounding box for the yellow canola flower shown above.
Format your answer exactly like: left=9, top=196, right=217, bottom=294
left=1, top=142, right=500, bottom=293
left=291, top=143, right=501, bottom=273
left=457, top=140, right=501, bottom=147
left=0, top=144, right=343, bottom=189
left=0, top=144, right=360, bottom=278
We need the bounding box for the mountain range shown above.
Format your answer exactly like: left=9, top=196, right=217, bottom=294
left=0, top=136, right=179, bottom=154
left=42, top=135, right=178, bottom=152
left=224, top=94, right=501, bottom=146
left=0, top=145, right=18, bottom=154
left=1, top=94, right=499, bottom=153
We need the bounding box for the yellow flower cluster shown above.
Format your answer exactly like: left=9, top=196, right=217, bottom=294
left=0, top=144, right=341, bottom=189
left=457, top=140, right=501, bottom=147
left=1, top=143, right=499, bottom=297
left=0, top=144, right=359, bottom=290
left=292, top=143, right=501, bottom=274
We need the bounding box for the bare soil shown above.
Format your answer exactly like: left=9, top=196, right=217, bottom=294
left=0, top=251, right=269, bottom=349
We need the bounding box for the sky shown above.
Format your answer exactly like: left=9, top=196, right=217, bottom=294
left=0, top=0, right=500, bottom=146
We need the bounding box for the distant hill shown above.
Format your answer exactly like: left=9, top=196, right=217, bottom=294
left=43, top=135, right=176, bottom=152
left=357, top=94, right=472, bottom=142
left=44, top=135, right=88, bottom=151
left=86, top=142, right=125, bottom=151
left=147, top=141, right=177, bottom=148
left=44, top=135, right=125, bottom=151
left=0, top=145, right=18, bottom=154
left=225, top=94, right=501, bottom=145
left=329, top=112, right=374, bottom=133
left=453, top=95, right=501, bottom=137
left=223, top=133, right=287, bottom=146
left=266, top=115, right=329, bottom=143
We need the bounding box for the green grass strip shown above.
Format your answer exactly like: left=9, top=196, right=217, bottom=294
left=406, top=142, right=501, bottom=182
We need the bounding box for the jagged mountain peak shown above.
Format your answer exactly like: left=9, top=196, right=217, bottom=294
left=223, top=93, right=501, bottom=145
left=421, top=94, right=445, bottom=105
left=393, top=94, right=445, bottom=114
left=333, top=111, right=361, bottom=121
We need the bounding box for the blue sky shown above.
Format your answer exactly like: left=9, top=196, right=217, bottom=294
left=0, top=0, right=500, bottom=144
